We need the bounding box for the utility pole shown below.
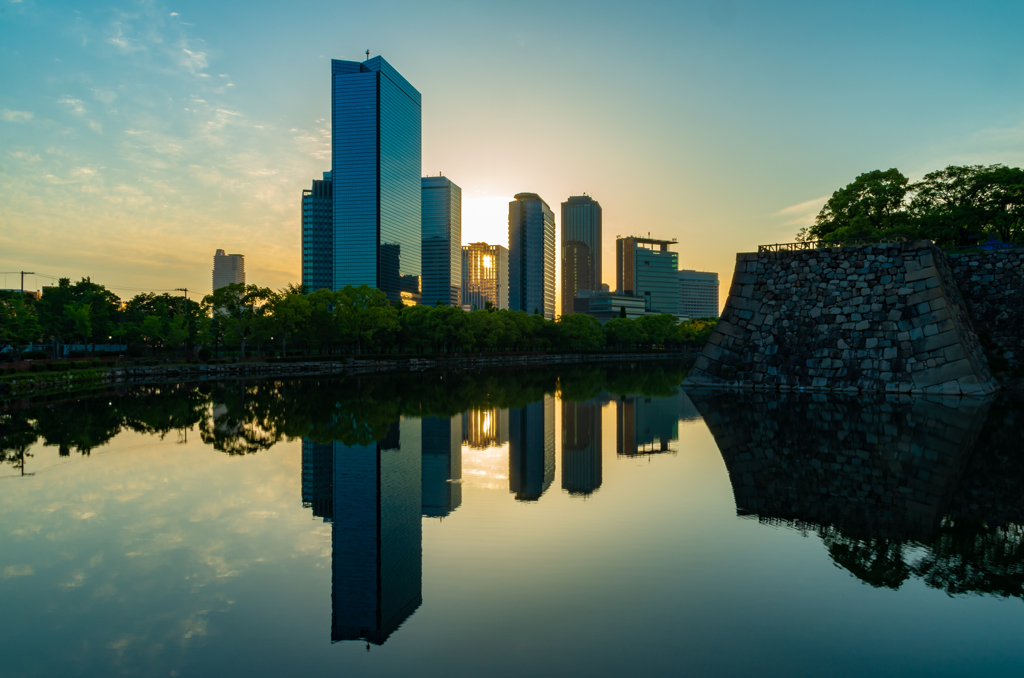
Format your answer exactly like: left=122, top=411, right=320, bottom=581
left=20, top=271, right=34, bottom=297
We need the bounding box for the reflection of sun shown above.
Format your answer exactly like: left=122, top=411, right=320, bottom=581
left=461, top=443, right=509, bottom=490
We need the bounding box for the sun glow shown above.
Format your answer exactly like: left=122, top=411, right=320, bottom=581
left=461, top=195, right=510, bottom=248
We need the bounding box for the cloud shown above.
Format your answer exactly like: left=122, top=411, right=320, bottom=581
left=108, top=22, right=145, bottom=53
left=170, top=12, right=179, bottom=16
left=180, top=46, right=208, bottom=74
left=0, top=109, right=33, bottom=122
left=89, top=120, right=104, bottom=134
left=92, top=89, right=118, bottom=104
left=57, top=97, right=85, bottom=115
left=773, top=195, right=829, bottom=227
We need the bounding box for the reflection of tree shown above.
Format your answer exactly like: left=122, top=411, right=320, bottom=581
left=821, top=529, right=912, bottom=589
left=0, top=411, right=37, bottom=470
left=34, top=398, right=122, bottom=456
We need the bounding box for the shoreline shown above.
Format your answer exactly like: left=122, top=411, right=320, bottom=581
left=1, top=351, right=698, bottom=404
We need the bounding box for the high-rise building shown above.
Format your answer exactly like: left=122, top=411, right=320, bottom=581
left=678, top=270, right=720, bottom=318
left=616, top=236, right=679, bottom=315
left=561, top=195, right=602, bottom=317
left=508, top=395, right=555, bottom=501
left=561, top=399, right=602, bottom=496
left=461, top=242, right=508, bottom=311
left=421, top=176, right=462, bottom=306
left=508, top=193, right=555, bottom=320
left=331, top=418, right=422, bottom=645
left=421, top=416, right=462, bottom=518
left=302, top=172, right=333, bottom=292
left=212, top=249, right=245, bottom=291
left=331, top=56, right=422, bottom=304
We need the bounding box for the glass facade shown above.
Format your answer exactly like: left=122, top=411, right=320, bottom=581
left=560, top=195, right=602, bottom=316
left=508, top=395, right=555, bottom=502
left=678, top=270, right=720, bottom=318
left=332, top=57, right=421, bottom=303
left=301, top=171, right=333, bottom=292
left=508, top=193, right=555, bottom=320
left=561, top=399, right=603, bottom=496
left=421, top=416, right=462, bottom=517
left=616, top=236, right=679, bottom=316
left=461, top=242, right=508, bottom=311
left=421, top=176, right=462, bottom=306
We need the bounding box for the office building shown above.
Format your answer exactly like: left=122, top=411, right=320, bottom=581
left=301, top=172, right=333, bottom=292
left=461, top=242, right=508, bottom=311
left=561, top=399, right=602, bottom=496
left=332, top=418, right=422, bottom=645
left=616, top=236, right=679, bottom=315
left=421, top=176, right=462, bottom=306
left=678, top=270, right=720, bottom=318
left=332, top=56, right=421, bottom=304
left=508, top=193, right=555, bottom=320
left=508, top=395, right=555, bottom=501
left=422, top=416, right=462, bottom=518
left=573, top=289, right=647, bottom=323
left=561, top=195, right=602, bottom=317
left=212, top=249, right=245, bottom=291
left=462, top=408, right=510, bottom=449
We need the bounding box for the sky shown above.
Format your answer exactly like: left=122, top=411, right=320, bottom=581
left=2, top=0, right=1024, bottom=309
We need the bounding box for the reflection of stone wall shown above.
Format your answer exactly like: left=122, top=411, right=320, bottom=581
left=685, top=241, right=998, bottom=395
left=948, top=248, right=1024, bottom=377
left=690, top=391, right=991, bottom=541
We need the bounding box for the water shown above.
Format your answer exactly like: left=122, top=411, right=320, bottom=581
left=2, top=364, right=1023, bottom=677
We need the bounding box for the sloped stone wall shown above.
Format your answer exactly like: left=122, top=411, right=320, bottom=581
left=684, top=241, right=999, bottom=395
left=948, top=248, right=1024, bottom=378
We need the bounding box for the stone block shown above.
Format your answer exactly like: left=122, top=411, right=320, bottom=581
left=905, top=266, right=938, bottom=283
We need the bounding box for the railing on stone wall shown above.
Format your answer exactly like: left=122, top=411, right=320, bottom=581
left=757, top=235, right=911, bottom=253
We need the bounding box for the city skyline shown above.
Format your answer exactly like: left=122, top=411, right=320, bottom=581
left=3, top=1, right=1024, bottom=308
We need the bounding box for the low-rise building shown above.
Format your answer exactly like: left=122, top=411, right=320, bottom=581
left=573, top=289, right=647, bottom=322
left=678, top=270, right=720, bottom=318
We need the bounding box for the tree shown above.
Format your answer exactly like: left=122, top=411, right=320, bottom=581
left=799, top=169, right=911, bottom=242
left=908, top=165, right=1004, bottom=246
left=203, top=283, right=274, bottom=357
left=334, top=285, right=397, bottom=354
left=271, top=290, right=311, bottom=357
left=65, top=301, right=93, bottom=347
left=0, top=296, right=42, bottom=360
left=555, top=313, right=605, bottom=351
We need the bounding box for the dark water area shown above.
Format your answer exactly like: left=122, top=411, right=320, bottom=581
left=2, top=364, right=1024, bottom=677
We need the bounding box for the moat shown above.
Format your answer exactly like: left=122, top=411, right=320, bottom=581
left=2, top=363, right=1024, bottom=677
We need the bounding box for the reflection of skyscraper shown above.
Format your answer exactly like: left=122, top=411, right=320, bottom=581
left=462, top=408, right=509, bottom=449
left=332, top=418, right=422, bottom=645
left=422, top=416, right=462, bottom=518
left=509, top=395, right=555, bottom=501
left=616, top=396, right=679, bottom=457
left=302, top=439, right=334, bottom=520
left=561, top=399, right=602, bottom=496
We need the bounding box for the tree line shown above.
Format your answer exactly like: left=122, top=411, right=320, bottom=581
left=798, top=164, right=1024, bottom=246
left=0, top=278, right=717, bottom=361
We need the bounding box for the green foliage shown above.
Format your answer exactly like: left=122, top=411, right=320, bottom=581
left=799, top=164, right=1024, bottom=246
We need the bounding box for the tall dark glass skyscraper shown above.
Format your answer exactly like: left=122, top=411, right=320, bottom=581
left=331, top=56, right=422, bottom=304
left=508, top=395, right=555, bottom=501
left=508, top=193, right=555, bottom=320
left=560, top=195, right=602, bottom=317
left=561, top=399, right=603, bottom=496
left=301, top=172, right=333, bottom=292
left=421, top=176, right=461, bottom=307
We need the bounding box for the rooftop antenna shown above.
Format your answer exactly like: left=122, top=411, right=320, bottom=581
left=365, top=49, right=370, bottom=61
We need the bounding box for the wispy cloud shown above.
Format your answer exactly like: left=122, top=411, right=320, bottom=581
left=107, top=22, right=145, bottom=53
left=773, top=195, right=829, bottom=227
left=0, top=109, right=33, bottom=122
left=180, top=46, right=208, bottom=74
left=57, top=97, right=86, bottom=115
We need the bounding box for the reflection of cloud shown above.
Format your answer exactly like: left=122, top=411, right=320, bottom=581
left=2, top=565, right=34, bottom=578
left=773, top=195, right=829, bottom=227
left=1, top=109, right=33, bottom=122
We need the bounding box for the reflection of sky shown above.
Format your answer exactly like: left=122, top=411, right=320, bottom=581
left=4, top=392, right=1024, bottom=676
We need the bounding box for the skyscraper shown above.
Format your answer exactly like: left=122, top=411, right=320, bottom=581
left=421, top=176, right=462, bottom=306
left=616, top=236, right=679, bottom=315
left=678, top=270, right=720, bottom=318
left=508, top=193, right=555, bottom=319
left=461, top=242, right=508, bottom=311
left=301, top=172, right=333, bottom=292
left=332, top=56, right=422, bottom=304
left=212, top=249, right=245, bottom=291
left=561, top=195, right=602, bottom=317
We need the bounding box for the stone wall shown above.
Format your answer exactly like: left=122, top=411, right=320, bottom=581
left=684, top=241, right=1000, bottom=395
left=948, top=248, right=1024, bottom=378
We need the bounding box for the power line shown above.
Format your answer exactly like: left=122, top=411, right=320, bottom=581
left=0, top=271, right=182, bottom=294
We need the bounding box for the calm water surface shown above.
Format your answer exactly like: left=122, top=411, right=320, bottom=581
left=2, top=364, right=1023, bottom=677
